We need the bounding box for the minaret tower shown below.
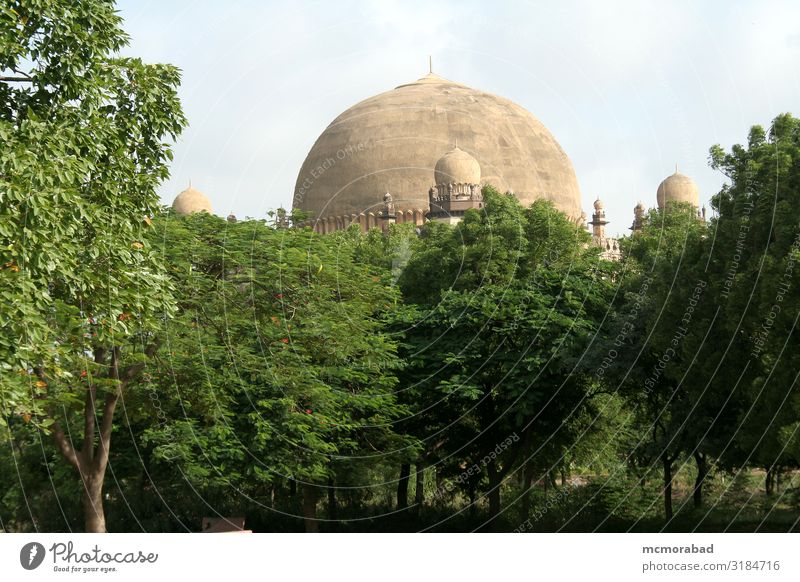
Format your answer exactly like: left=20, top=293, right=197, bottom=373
left=630, top=201, right=645, bottom=233
left=588, top=197, right=608, bottom=239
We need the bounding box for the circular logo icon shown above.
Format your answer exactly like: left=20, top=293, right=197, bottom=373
left=20, top=542, right=46, bottom=570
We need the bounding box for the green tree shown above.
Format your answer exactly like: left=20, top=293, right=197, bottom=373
left=705, top=114, right=800, bottom=491
left=594, top=201, right=711, bottom=519
left=395, top=189, right=613, bottom=527
left=141, top=213, right=412, bottom=532
left=0, top=1, right=185, bottom=531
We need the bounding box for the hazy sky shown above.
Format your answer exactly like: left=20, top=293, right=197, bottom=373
left=117, top=0, right=800, bottom=235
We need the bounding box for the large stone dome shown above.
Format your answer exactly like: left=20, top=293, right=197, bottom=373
left=656, top=171, right=699, bottom=209
left=293, top=72, right=582, bottom=220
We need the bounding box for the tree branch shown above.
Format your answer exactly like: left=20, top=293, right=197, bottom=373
left=1, top=67, right=33, bottom=83
left=82, top=385, right=97, bottom=464
left=91, top=343, right=159, bottom=472
left=119, top=342, right=159, bottom=382
left=34, top=367, right=83, bottom=470
left=52, top=420, right=81, bottom=471
left=93, top=347, right=122, bottom=470
left=95, top=385, right=120, bottom=473
left=82, top=347, right=107, bottom=462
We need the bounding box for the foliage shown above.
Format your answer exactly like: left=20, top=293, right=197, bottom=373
left=0, top=0, right=186, bottom=531
left=389, top=189, right=615, bottom=519
left=2, top=10, right=799, bottom=532
left=140, top=213, right=413, bottom=523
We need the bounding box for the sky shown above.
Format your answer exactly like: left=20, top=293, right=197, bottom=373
left=117, top=0, right=800, bottom=236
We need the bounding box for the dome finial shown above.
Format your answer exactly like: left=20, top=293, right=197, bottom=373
left=675, top=163, right=678, bottom=174
left=429, top=55, right=432, bottom=74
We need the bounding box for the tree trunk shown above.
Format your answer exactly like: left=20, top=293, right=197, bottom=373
left=46, top=345, right=154, bottom=534
left=487, top=460, right=501, bottom=522
left=560, top=466, right=567, bottom=487
left=520, top=462, right=535, bottom=520
left=692, top=452, right=708, bottom=509
left=302, top=484, right=319, bottom=533
left=327, top=474, right=338, bottom=522
left=435, top=466, right=444, bottom=499
left=414, top=462, right=425, bottom=508
left=662, top=454, right=673, bottom=521
left=289, top=477, right=297, bottom=497
left=765, top=467, right=775, bottom=495
left=82, top=473, right=106, bottom=533
left=397, top=463, right=410, bottom=509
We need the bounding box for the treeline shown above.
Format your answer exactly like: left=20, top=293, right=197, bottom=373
left=2, top=1, right=800, bottom=533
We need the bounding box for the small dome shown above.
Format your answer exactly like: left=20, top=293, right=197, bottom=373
left=656, top=171, right=699, bottom=209
left=635, top=200, right=645, bottom=210
left=434, top=147, right=481, bottom=186
left=173, top=185, right=212, bottom=215
left=593, top=197, right=604, bottom=210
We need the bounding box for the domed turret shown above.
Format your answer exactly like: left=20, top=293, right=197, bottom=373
left=428, top=147, right=484, bottom=225
left=434, top=147, right=481, bottom=186
left=656, top=168, right=699, bottom=209
left=173, top=184, right=212, bottom=215
left=593, top=197, right=604, bottom=211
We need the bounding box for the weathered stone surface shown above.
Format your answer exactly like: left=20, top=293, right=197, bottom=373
left=656, top=171, right=699, bottom=209
left=434, top=146, right=481, bottom=185
left=172, top=185, right=212, bottom=215
left=293, top=73, right=582, bottom=220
